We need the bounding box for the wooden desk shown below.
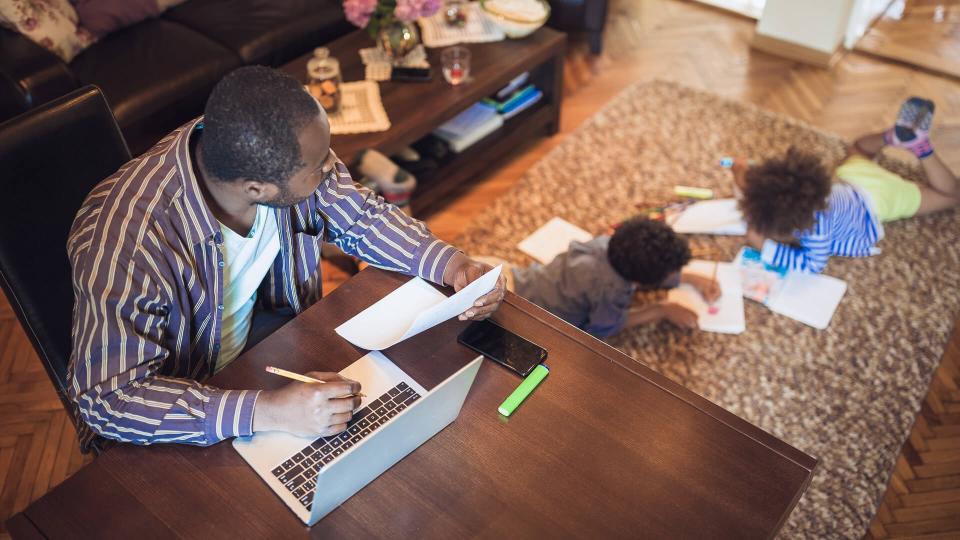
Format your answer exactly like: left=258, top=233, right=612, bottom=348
left=10, top=269, right=815, bottom=538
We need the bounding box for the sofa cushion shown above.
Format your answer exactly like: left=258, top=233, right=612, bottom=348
left=0, top=26, right=80, bottom=120
left=70, top=18, right=240, bottom=129
left=163, top=0, right=352, bottom=66
left=73, top=0, right=158, bottom=38
left=73, top=0, right=191, bottom=39
left=0, top=0, right=97, bottom=61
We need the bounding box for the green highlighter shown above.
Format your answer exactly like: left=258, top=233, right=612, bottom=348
left=498, top=364, right=550, bottom=417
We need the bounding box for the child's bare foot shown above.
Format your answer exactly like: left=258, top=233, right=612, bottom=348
left=853, top=132, right=885, bottom=158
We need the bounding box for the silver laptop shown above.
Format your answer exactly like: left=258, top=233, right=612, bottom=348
left=233, top=351, right=483, bottom=525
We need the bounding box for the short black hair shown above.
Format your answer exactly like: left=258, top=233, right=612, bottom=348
left=201, top=66, right=320, bottom=184
left=607, top=217, right=691, bottom=286
left=739, top=147, right=832, bottom=238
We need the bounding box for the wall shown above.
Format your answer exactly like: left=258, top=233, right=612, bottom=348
left=845, top=0, right=894, bottom=48
left=756, top=0, right=855, bottom=54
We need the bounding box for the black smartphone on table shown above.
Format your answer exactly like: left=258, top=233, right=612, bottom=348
left=457, top=320, right=547, bottom=377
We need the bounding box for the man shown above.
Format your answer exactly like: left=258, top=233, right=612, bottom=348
left=67, top=66, right=505, bottom=451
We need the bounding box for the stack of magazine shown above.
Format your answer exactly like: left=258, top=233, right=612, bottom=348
left=433, top=102, right=503, bottom=153
left=481, top=83, right=543, bottom=120
left=433, top=72, right=543, bottom=153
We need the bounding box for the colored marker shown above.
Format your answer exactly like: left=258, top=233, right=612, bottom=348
left=707, top=261, right=720, bottom=315
left=498, top=364, right=549, bottom=417
left=720, top=157, right=758, bottom=168
left=674, top=185, right=714, bottom=199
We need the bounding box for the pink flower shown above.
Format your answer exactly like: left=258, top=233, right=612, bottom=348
left=393, top=0, right=418, bottom=22
left=394, top=0, right=441, bottom=21
left=343, top=0, right=377, bottom=28
left=420, top=0, right=441, bottom=17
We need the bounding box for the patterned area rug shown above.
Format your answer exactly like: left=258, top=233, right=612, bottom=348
left=454, top=81, right=960, bottom=538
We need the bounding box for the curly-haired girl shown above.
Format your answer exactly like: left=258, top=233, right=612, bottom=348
left=731, top=97, right=957, bottom=273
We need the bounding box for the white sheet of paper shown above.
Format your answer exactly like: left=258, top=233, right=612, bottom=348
left=767, top=271, right=847, bottom=330
left=670, top=199, right=747, bottom=236
left=335, top=266, right=502, bottom=350
left=667, top=260, right=745, bottom=334
left=517, top=217, right=593, bottom=264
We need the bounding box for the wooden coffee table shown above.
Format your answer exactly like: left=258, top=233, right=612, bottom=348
left=281, top=28, right=566, bottom=216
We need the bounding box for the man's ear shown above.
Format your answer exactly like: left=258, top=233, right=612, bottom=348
left=240, top=179, right=279, bottom=203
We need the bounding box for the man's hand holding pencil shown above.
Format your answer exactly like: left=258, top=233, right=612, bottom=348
left=253, top=369, right=363, bottom=437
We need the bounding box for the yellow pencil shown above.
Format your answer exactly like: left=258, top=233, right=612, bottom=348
left=265, top=366, right=366, bottom=397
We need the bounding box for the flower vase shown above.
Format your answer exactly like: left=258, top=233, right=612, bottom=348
left=376, top=20, right=420, bottom=63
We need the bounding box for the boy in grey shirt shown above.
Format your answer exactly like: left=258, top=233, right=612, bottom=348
left=504, top=217, right=720, bottom=337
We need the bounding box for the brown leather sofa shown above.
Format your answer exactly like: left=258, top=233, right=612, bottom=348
left=0, top=0, right=352, bottom=155
left=547, top=0, right=609, bottom=54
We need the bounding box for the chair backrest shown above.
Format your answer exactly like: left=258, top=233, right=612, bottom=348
left=0, top=86, right=130, bottom=413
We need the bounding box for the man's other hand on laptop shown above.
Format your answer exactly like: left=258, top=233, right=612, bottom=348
left=252, top=373, right=362, bottom=437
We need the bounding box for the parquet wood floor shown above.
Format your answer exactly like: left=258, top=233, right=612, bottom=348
left=856, top=0, right=960, bottom=81
left=866, top=324, right=960, bottom=539
left=2, top=0, right=959, bottom=537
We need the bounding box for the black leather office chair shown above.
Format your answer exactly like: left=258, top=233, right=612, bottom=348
left=0, top=86, right=130, bottom=424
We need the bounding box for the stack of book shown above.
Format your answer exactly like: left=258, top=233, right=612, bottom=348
left=481, top=83, right=543, bottom=120
left=431, top=72, right=543, bottom=153
left=433, top=102, right=503, bottom=153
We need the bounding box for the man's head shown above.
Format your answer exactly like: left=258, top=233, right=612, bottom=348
left=738, top=147, right=832, bottom=241
left=607, top=216, right=691, bottom=288
left=200, top=66, right=338, bottom=207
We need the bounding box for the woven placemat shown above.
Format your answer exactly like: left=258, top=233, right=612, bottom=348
left=359, top=45, right=430, bottom=82
left=419, top=2, right=505, bottom=48
left=326, top=81, right=390, bottom=134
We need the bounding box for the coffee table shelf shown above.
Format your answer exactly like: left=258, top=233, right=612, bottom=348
left=282, top=28, right=566, bottom=216
left=412, top=103, right=552, bottom=214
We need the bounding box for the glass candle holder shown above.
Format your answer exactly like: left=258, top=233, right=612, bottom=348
left=445, top=0, right=468, bottom=26
left=307, top=47, right=342, bottom=113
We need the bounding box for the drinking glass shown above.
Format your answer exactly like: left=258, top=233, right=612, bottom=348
left=441, top=46, right=471, bottom=86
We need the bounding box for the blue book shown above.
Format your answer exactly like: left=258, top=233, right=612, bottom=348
left=496, top=72, right=530, bottom=100
left=482, top=84, right=538, bottom=113
left=435, top=102, right=499, bottom=139
left=501, top=89, right=543, bottom=120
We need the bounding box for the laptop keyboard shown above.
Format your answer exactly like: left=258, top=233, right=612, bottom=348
left=270, top=381, right=422, bottom=511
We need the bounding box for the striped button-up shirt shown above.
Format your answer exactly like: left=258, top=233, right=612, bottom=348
left=67, top=118, right=458, bottom=450
left=760, top=183, right=882, bottom=273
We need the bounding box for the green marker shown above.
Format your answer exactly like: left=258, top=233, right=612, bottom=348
left=498, top=364, right=549, bottom=417
left=674, top=185, right=714, bottom=199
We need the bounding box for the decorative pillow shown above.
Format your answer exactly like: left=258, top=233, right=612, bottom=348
left=0, top=0, right=97, bottom=62
left=71, top=0, right=189, bottom=39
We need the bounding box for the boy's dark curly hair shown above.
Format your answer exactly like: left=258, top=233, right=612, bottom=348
left=739, top=147, right=832, bottom=238
left=607, top=217, right=691, bottom=286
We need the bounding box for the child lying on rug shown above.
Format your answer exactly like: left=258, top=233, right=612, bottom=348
left=730, top=97, right=959, bottom=274
left=477, top=217, right=720, bottom=337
